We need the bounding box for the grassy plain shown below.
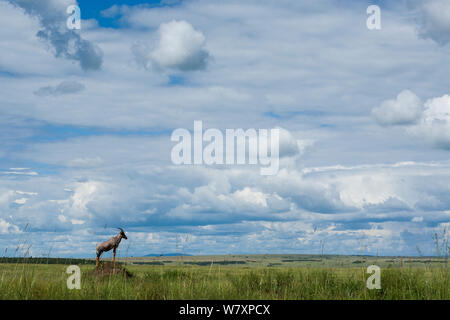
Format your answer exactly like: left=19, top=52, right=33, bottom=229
left=0, top=254, right=448, bottom=299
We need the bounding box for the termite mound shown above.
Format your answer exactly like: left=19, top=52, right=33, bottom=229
left=90, top=261, right=132, bottom=278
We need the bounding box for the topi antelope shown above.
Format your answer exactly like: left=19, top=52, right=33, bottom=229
left=96, top=227, right=128, bottom=270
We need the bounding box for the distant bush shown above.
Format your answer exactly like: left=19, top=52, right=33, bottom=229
left=183, top=260, right=246, bottom=266
left=281, top=259, right=321, bottom=262
left=0, top=257, right=95, bottom=265
left=133, top=262, right=164, bottom=265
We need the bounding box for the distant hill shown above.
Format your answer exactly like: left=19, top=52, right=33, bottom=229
left=144, top=253, right=192, bottom=257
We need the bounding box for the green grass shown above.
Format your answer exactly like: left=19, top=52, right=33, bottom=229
left=0, top=259, right=448, bottom=299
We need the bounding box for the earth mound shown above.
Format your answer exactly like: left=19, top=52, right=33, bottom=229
left=91, top=262, right=132, bottom=278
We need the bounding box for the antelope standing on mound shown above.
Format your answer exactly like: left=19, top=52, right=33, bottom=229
left=96, top=228, right=128, bottom=270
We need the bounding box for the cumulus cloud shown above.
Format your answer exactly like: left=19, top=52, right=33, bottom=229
left=34, top=80, right=85, bottom=96
left=277, top=128, right=314, bottom=158
left=167, top=181, right=289, bottom=223
left=411, top=0, right=450, bottom=45
left=132, top=20, right=210, bottom=71
left=373, top=90, right=450, bottom=149
left=220, top=127, right=311, bottom=164
left=1, top=157, right=449, bottom=256
left=233, top=187, right=269, bottom=207
left=8, top=0, right=103, bottom=70
left=0, top=218, right=21, bottom=234
left=67, top=181, right=101, bottom=218
left=408, top=94, right=450, bottom=149
left=371, top=90, right=422, bottom=126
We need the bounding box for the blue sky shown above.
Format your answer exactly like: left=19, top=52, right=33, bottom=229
left=0, top=0, right=449, bottom=258
left=77, top=0, right=172, bottom=28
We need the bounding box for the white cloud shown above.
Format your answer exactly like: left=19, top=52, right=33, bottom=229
left=233, top=187, right=268, bottom=207
left=34, top=80, right=85, bottom=96
left=408, top=94, right=450, bottom=149
left=7, top=0, right=103, bottom=70
left=14, top=198, right=28, bottom=204
left=338, top=174, right=399, bottom=209
left=277, top=128, right=304, bottom=158
left=15, top=190, right=38, bottom=196
left=412, top=0, right=450, bottom=45
left=372, top=90, right=422, bottom=126
left=0, top=218, right=21, bottom=234
left=133, top=20, right=209, bottom=71
left=1, top=170, right=38, bottom=176
left=70, top=219, right=85, bottom=225
left=0, top=157, right=449, bottom=256
left=70, top=181, right=100, bottom=215
left=2, top=0, right=449, bottom=132
left=373, top=91, right=450, bottom=150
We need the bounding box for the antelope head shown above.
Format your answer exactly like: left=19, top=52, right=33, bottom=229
left=117, top=227, right=128, bottom=240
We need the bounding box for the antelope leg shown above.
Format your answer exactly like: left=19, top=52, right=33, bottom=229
left=113, top=249, right=116, bottom=272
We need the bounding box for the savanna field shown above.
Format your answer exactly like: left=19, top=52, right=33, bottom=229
left=0, top=255, right=448, bottom=300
